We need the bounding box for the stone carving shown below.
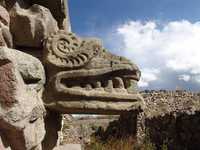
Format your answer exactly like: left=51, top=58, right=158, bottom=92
left=0, top=1, right=143, bottom=150
left=44, top=30, right=99, bottom=68
left=43, top=30, right=144, bottom=114
left=0, top=47, right=46, bottom=150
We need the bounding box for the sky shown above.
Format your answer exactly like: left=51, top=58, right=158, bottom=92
left=68, top=0, right=200, bottom=91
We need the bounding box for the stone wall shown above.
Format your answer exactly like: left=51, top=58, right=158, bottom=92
left=139, top=90, right=200, bottom=150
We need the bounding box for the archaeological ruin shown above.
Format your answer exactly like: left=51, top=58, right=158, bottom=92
left=1, top=1, right=200, bottom=150
left=0, top=0, right=144, bottom=150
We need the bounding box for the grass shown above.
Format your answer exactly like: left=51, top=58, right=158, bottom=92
left=85, top=130, right=168, bottom=150
left=85, top=136, right=136, bottom=150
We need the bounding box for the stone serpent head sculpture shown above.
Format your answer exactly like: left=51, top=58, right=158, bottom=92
left=43, top=30, right=144, bottom=114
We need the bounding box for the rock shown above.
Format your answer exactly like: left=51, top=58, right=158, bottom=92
left=28, top=0, right=71, bottom=31
left=10, top=2, right=58, bottom=48
left=0, top=47, right=46, bottom=150
left=0, top=46, right=45, bottom=90
left=0, top=5, right=13, bottom=47
left=53, top=144, right=82, bottom=150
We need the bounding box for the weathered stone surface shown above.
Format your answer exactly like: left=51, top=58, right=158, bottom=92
left=0, top=5, right=13, bottom=47
left=0, top=47, right=46, bottom=150
left=10, top=2, right=58, bottom=48
left=2, top=0, right=71, bottom=30
left=29, top=0, right=71, bottom=31
left=0, top=46, right=45, bottom=90
left=43, top=30, right=144, bottom=114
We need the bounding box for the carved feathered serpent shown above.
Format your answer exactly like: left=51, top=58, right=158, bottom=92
left=44, top=30, right=102, bottom=68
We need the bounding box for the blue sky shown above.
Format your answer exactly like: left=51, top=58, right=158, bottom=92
left=68, top=0, right=200, bottom=91
left=69, top=0, right=200, bottom=34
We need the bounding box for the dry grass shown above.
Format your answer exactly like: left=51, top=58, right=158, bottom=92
left=84, top=121, right=168, bottom=150
left=85, top=136, right=136, bottom=150
left=85, top=135, right=168, bottom=150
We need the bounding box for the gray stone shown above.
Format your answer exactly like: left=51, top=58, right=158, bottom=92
left=0, top=47, right=46, bottom=150
left=43, top=30, right=144, bottom=114
left=29, top=0, right=71, bottom=31
left=0, top=47, right=45, bottom=91
left=3, top=0, right=71, bottom=30
left=10, top=2, right=58, bottom=48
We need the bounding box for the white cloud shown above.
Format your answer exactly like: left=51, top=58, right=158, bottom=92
left=178, top=74, right=191, bottom=82
left=138, top=68, right=160, bottom=87
left=116, top=20, right=200, bottom=88
left=194, top=75, right=200, bottom=83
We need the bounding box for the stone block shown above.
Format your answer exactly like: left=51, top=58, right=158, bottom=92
left=10, top=3, right=58, bottom=48
left=0, top=47, right=46, bottom=150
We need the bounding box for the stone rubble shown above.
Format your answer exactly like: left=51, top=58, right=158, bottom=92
left=142, top=90, right=200, bottom=118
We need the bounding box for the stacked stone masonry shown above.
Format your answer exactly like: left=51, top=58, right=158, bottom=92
left=139, top=90, right=200, bottom=150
